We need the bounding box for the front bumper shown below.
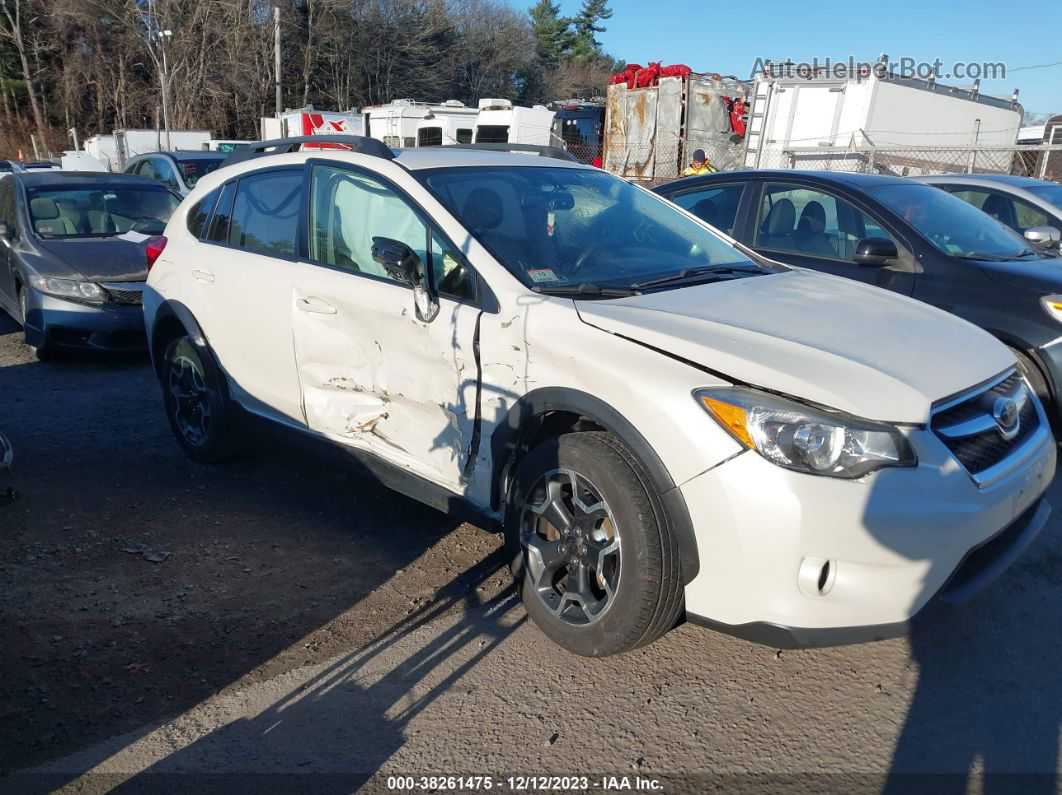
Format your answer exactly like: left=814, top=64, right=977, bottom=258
left=680, top=423, right=1056, bottom=648
left=24, top=287, right=146, bottom=351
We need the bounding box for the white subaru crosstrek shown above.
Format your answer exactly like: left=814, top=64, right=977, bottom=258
left=143, top=137, right=1055, bottom=656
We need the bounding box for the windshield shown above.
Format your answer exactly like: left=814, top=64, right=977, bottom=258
left=868, top=183, right=1032, bottom=260
left=420, top=166, right=762, bottom=291
left=1028, top=184, right=1062, bottom=213
left=27, top=187, right=180, bottom=238
left=175, top=157, right=225, bottom=188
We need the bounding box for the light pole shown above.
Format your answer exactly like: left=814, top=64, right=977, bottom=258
left=156, top=28, right=173, bottom=150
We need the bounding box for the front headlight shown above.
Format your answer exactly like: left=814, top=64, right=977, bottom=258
left=1040, top=295, right=1062, bottom=325
left=29, top=276, right=105, bottom=304
left=696, top=387, right=916, bottom=478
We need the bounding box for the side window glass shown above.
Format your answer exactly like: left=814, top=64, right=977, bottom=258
left=456, top=129, right=473, bottom=144
left=186, top=187, right=221, bottom=239
left=138, top=160, right=156, bottom=180
left=0, top=180, right=16, bottom=235
left=670, top=184, right=744, bottom=236
left=431, top=230, right=475, bottom=301
left=309, top=165, right=427, bottom=282
left=1013, top=199, right=1049, bottom=233
left=946, top=188, right=991, bottom=210
left=206, top=182, right=236, bottom=243
left=226, top=170, right=302, bottom=256
left=756, top=183, right=896, bottom=262
left=154, top=159, right=179, bottom=189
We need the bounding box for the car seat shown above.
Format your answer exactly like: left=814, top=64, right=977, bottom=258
left=759, top=198, right=795, bottom=250
left=692, top=199, right=719, bottom=228
left=981, top=193, right=1017, bottom=230
left=30, top=198, right=77, bottom=236
left=794, top=201, right=837, bottom=257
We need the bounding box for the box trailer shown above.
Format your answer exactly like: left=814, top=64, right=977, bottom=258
left=113, top=129, right=213, bottom=168
left=473, top=99, right=555, bottom=147
left=603, top=74, right=750, bottom=180
left=260, top=108, right=363, bottom=142
left=743, top=71, right=1023, bottom=170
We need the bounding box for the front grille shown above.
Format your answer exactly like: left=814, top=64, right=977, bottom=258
left=101, top=283, right=144, bottom=306
left=931, top=370, right=1041, bottom=482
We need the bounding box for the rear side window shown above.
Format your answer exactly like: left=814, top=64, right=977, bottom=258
left=226, top=170, right=302, bottom=256
left=668, top=183, right=745, bottom=236
left=186, top=188, right=221, bottom=239
left=456, top=129, right=473, bottom=144
left=206, top=182, right=236, bottom=243
left=417, top=127, right=443, bottom=147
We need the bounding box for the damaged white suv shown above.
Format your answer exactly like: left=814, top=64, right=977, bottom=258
left=143, top=137, right=1055, bottom=656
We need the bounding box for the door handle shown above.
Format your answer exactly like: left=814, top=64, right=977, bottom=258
left=192, top=269, right=214, bottom=283
left=296, top=296, right=337, bottom=315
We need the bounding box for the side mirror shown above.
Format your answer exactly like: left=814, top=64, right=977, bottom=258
left=371, top=236, right=419, bottom=285
left=370, top=236, right=439, bottom=322
left=853, top=237, right=898, bottom=267
left=1024, top=226, right=1061, bottom=250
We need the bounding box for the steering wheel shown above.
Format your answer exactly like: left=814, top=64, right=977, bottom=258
left=130, top=217, right=162, bottom=234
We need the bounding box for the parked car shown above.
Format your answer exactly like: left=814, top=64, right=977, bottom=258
left=124, top=151, right=227, bottom=196
left=654, top=170, right=1062, bottom=427
left=0, top=171, right=181, bottom=358
left=0, top=429, right=17, bottom=506
left=21, top=161, right=59, bottom=172
left=144, top=137, right=1054, bottom=656
left=916, top=174, right=1062, bottom=253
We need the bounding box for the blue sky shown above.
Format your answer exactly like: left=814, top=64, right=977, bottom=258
left=557, top=0, right=1062, bottom=117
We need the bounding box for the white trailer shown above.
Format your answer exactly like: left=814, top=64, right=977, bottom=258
left=113, top=129, right=213, bottom=169
left=743, top=71, right=1023, bottom=169
left=84, top=134, right=119, bottom=171
left=473, top=99, right=555, bottom=146
left=361, top=99, right=478, bottom=148
left=260, top=108, right=363, bottom=141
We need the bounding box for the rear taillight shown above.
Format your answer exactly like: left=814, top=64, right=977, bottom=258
left=145, top=235, right=167, bottom=271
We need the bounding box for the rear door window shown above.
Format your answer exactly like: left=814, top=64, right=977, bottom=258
left=187, top=187, right=221, bottom=239
left=226, top=170, right=302, bottom=256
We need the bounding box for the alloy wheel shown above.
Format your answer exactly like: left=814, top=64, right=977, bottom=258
left=168, top=355, right=212, bottom=446
left=520, top=467, right=621, bottom=625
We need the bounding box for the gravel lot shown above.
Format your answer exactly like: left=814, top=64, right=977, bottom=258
left=2, top=314, right=1061, bottom=792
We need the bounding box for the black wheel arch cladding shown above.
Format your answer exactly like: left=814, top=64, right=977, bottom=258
left=491, top=386, right=700, bottom=585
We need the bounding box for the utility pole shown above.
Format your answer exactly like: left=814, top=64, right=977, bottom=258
left=68, top=127, right=79, bottom=151
left=158, top=28, right=173, bottom=150
left=274, top=5, right=282, bottom=116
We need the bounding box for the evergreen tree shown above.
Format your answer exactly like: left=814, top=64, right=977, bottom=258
left=528, top=0, right=572, bottom=68
left=570, top=0, right=612, bottom=63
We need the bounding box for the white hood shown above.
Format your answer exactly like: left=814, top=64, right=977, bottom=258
left=577, top=269, right=1014, bottom=424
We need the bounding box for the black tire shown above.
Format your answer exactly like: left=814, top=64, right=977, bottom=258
left=1009, top=346, right=1054, bottom=423
left=160, top=335, right=244, bottom=464
left=18, top=286, right=56, bottom=361
left=505, top=431, right=684, bottom=657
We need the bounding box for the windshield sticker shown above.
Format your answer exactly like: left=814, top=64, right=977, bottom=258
left=527, top=268, right=560, bottom=283
left=546, top=211, right=556, bottom=237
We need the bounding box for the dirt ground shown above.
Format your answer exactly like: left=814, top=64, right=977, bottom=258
left=2, top=312, right=1062, bottom=792
left=0, top=315, right=508, bottom=774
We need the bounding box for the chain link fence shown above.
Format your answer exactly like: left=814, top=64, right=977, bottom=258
left=747, top=145, right=1062, bottom=181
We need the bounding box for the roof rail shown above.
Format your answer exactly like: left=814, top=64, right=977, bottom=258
left=444, top=143, right=580, bottom=163
left=220, top=135, right=396, bottom=168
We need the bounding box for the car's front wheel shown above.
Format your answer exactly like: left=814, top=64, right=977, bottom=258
left=161, top=336, right=244, bottom=463
left=506, top=432, right=684, bottom=656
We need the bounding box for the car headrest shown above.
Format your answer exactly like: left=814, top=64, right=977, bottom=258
left=30, top=197, right=60, bottom=220
left=981, top=193, right=1010, bottom=220
left=692, top=199, right=718, bottom=224
left=462, top=188, right=503, bottom=231
left=764, top=198, right=795, bottom=235
left=798, top=200, right=826, bottom=234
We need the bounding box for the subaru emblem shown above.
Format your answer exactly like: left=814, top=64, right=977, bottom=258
left=992, top=396, right=1020, bottom=440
